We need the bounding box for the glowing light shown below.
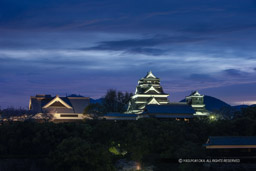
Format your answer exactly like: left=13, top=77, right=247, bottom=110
left=136, top=162, right=141, bottom=170
left=209, top=115, right=216, bottom=120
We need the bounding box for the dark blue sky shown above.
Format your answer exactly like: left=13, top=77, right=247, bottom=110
left=1, top=0, right=256, bottom=108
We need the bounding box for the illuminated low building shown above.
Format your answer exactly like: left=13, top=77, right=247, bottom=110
left=29, top=94, right=90, bottom=122
left=204, top=136, right=256, bottom=157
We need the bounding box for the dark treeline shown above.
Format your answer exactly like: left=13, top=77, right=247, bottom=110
left=0, top=106, right=256, bottom=170
left=0, top=107, right=35, bottom=118
left=84, top=89, right=133, bottom=115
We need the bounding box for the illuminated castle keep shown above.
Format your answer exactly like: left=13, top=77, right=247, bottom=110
left=126, top=71, right=169, bottom=114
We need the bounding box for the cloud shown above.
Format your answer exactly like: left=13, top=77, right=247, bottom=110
left=84, top=35, right=210, bottom=55
left=182, top=23, right=256, bottom=35
left=1, top=0, right=256, bottom=107
left=188, top=74, right=217, bottom=82
left=223, top=69, right=247, bottom=77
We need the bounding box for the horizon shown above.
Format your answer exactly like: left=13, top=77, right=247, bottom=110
left=1, top=0, right=256, bottom=108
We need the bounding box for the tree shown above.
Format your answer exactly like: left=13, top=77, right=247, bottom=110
left=50, top=137, right=114, bottom=171
left=0, top=107, right=35, bottom=118
left=241, top=106, right=256, bottom=119
left=84, top=103, right=104, bottom=116
left=214, top=106, right=237, bottom=120
left=103, top=89, right=132, bottom=113
left=83, top=90, right=132, bottom=116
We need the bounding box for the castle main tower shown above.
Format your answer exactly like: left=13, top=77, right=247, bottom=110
left=126, top=71, right=169, bottom=114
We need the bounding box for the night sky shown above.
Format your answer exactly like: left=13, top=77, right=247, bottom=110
left=1, top=0, right=256, bottom=108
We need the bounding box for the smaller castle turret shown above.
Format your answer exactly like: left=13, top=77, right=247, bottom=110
left=186, top=91, right=208, bottom=115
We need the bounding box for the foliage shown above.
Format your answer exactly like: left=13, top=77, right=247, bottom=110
left=239, top=106, right=256, bottom=119
left=213, top=106, right=238, bottom=119
left=50, top=137, right=114, bottom=171
left=84, top=89, right=133, bottom=115
left=84, top=103, right=104, bottom=116
left=0, top=107, right=36, bottom=118
left=0, top=105, right=256, bottom=170
left=102, top=89, right=133, bottom=113
left=109, top=142, right=127, bottom=156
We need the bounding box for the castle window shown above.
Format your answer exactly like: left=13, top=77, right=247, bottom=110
left=60, top=115, right=78, bottom=117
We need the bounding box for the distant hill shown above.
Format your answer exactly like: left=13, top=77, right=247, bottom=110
left=67, top=94, right=84, bottom=97
left=181, top=95, right=231, bottom=111
left=90, top=98, right=104, bottom=104
left=203, top=96, right=231, bottom=111
left=232, top=104, right=256, bottom=110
